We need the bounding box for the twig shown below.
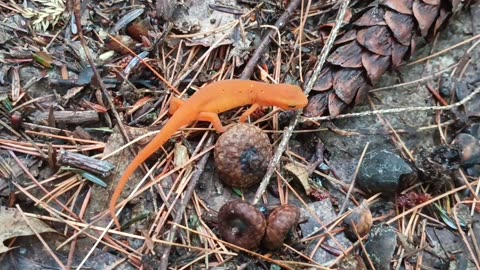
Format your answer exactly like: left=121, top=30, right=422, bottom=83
left=302, top=84, right=480, bottom=122
left=252, top=0, right=351, bottom=204
left=239, top=0, right=303, bottom=79
left=33, top=110, right=99, bottom=125
left=158, top=135, right=215, bottom=269
left=20, top=212, right=235, bottom=254
left=72, top=11, right=133, bottom=158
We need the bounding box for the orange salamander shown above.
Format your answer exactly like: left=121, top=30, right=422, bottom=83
left=110, top=79, right=308, bottom=229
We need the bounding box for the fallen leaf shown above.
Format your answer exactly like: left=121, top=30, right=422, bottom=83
left=32, top=52, right=53, bottom=68
left=284, top=163, right=312, bottom=195
left=0, top=206, right=55, bottom=254
left=172, top=0, right=242, bottom=47
left=174, top=143, right=190, bottom=169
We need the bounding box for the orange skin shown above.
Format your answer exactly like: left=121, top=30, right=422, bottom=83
left=110, top=79, right=308, bottom=229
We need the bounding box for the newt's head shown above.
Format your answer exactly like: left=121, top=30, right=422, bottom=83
left=257, top=84, right=308, bottom=111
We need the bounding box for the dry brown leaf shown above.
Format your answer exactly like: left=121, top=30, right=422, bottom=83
left=0, top=207, right=55, bottom=253
left=284, top=163, right=312, bottom=195
left=172, top=0, right=242, bottom=47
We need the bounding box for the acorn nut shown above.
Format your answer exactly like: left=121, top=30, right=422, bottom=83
left=217, top=200, right=266, bottom=250
left=343, top=201, right=373, bottom=241
left=11, top=111, right=23, bottom=131
left=262, top=204, right=300, bottom=250
left=214, top=124, right=272, bottom=188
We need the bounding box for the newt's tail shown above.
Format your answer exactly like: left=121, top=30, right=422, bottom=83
left=109, top=112, right=190, bottom=229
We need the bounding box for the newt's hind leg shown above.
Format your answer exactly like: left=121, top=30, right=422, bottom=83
left=197, top=112, right=226, bottom=133
left=169, top=97, right=185, bottom=115
left=239, top=104, right=259, bottom=123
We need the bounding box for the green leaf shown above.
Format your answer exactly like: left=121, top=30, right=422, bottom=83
left=84, top=127, right=113, bottom=133
left=60, top=167, right=107, bottom=187
left=32, top=52, right=53, bottom=68
left=232, top=188, right=243, bottom=197
left=433, top=203, right=467, bottom=230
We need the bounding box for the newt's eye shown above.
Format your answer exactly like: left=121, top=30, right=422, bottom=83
left=288, top=105, right=297, bottom=108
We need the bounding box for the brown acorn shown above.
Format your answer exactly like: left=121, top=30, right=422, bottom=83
left=214, top=124, right=272, bottom=188
left=217, top=200, right=266, bottom=250
left=262, top=204, right=300, bottom=250
left=10, top=111, right=23, bottom=131
left=343, top=201, right=373, bottom=241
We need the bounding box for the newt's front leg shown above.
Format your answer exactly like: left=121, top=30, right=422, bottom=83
left=197, top=112, right=227, bottom=133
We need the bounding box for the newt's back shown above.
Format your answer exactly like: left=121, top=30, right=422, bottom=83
left=182, top=80, right=259, bottom=114
left=184, top=79, right=306, bottom=114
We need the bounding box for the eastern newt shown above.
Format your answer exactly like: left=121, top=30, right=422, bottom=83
left=110, top=79, right=308, bottom=229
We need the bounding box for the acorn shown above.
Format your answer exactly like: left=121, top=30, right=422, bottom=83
left=217, top=200, right=266, bottom=250
left=343, top=201, right=373, bottom=241
left=10, top=111, right=23, bottom=131
left=262, top=204, right=300, bottom=250
left=214, top=124, right=272, bottom=188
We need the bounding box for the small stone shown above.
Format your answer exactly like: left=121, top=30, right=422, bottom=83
left=363, top=224, right=397, bottom=270
left=300, top=200, right=351, bottom=264
left=357, top=150, right=416, bottom=196
left=454, top=133, right=480, bottom=166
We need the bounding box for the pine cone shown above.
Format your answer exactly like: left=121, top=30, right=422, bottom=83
left=305, top=0, right=465, bottom=117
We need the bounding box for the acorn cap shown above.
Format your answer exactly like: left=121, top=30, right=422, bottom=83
left=262, top=204, right=300, bottom=250
left=217, top=200, right=266, bottom=250
left=214, top=124, right=272, bottom=188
